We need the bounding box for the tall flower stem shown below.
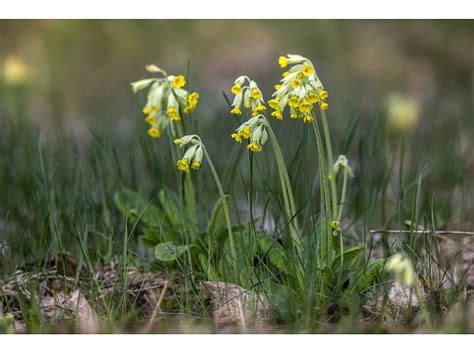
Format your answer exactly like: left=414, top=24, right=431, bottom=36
left=202, top=146, right=238, bottom=281
left=320, top=110, right=338, bottom=220
left=175, top=123, right=197, bottom=225
left=311, top=118, right=333, bottom=262
left=337, top=167, right=349, bottom=222
left=266, top=122, right=300, bottom=253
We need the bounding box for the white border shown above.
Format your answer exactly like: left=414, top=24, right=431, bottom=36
left=1, top=0, right=473, bottom=19
left=0, top=334, right=472, bottom=353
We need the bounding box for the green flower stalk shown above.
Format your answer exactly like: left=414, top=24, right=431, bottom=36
left=229, top=77, right=301, bottom=253
left=174, top=135, right=238, bottom=280
left=131, top=64, right=199, bottom=223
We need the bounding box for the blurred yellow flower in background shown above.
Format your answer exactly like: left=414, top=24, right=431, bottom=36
left=386, top=93, right=421, bottom=133
left=2, top=55, right=32, bottom=86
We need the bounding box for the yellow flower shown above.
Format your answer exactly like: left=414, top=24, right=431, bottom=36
left=3, top=55, right=32, bottom=85
left=244, top=102, right=251, bottom=109
left=296, top=72, right=303, bottom=79
left=320, top=102, right=329, bottom=111
left=271, top=110, right=283, bottom=120
left=319, top=90, right=329, bottom=100
left=307, top=92, right=318, bottom=104
left=268, top=98, right=280, bottom=110
left=303, top=115, right=314, bottom=123
left=288, top=96, right=300, bottom=108
left=173, top=138, right=181, bottom=145
left=230, top=106, right=242, bottom=115
left=274, top=84, right=282, bottom=90
left=188, top=91, right=199, bottom=106
left=192, top=161, right=201, bottom=169
left=251, top=88, right=261, bottom=100
left=278, top=56, right=289, bottom=68
left=291, top=80, right=301, bottom=89
left=147, top=127, right=162, bottom=138
left=239, top=127, right=252, bottom=140
left=231, top=83, right=242, bottom=95
left=247, top=141, right=262, bottom=152
left=171, top=75, right=186, bottom=88
left=143, top=105, right=159, bottom=115
left=167, top=107, right=177, bottom=116
left=145, top=115, right=157, bottom=125
left=231, top=133, right=243, bottom=143
left=290, top=111, right=299, bottom=119
left=167, top=107, right=180, bottom=121
left=282, top=71, right=289, bottom=78
left=183, top=92, right=199, bottom=114
left=302, top=64, right=313, bottom=76
left=330, top=220, right=340, bottom=230
left=298, top=101, right=312, bottom=113
left=252, top=104, right=266, bottom=116
left=177, top=159, right=190, bottom=173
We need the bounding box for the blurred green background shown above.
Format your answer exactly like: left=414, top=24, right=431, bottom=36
left=0, top=20, right=473, bottom=231
left=1, top=20, right=472, bottom=133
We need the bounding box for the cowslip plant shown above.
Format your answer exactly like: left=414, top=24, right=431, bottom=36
left=123, top=57, right=386, bottom=326
left=131, top=64, right=199, bottom=138
left=229, top=76, right=301, bottom=256
left=271, top=54, right=355, bottom=266
left=173, top=134, right=238, bottom=281
left=131, top=65, right=199, bottom=224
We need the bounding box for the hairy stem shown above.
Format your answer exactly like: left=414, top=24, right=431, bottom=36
left=266, top=123, right=300, bottom=251
left=311, top=118, right=333, bottom=262
left=337, top=167, right=349, bottom=221
left=320, top=110, right=338, bottom=219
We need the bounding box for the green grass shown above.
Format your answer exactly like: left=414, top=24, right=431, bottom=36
left=0, top=64, right=472, bottom=333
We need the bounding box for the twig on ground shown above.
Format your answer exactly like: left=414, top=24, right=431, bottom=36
left=370, top=230, right=474, bottom=236
left=144, top=280, right=169, bottom=332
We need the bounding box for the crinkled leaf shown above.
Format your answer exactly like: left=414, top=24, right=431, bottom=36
left=159, top=189, right=181, bottom=227
left=139, top=228, right=160, bottom=248
left=198, top=254, right=220, bottom=281
left=256, top=233, right=289, bottom=275
left=113, top=189, right=164, bottom=228
left=355, top=258, right=385, bottom=293
left=207, top=195, right=231, bottom=236
left=154, top=242, right=191, bottom=262
left=335, top=246, right=364, bottom=270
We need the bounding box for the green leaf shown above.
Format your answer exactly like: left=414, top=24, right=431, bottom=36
left=154, top=242, right=190, bottom=262
left=198, top=254, right=220, bottom=281
left=159, top=189, right=181, bottom=226
left=113, top=189, right=164, bottom=228
left=355, top=258, right=385, bottom=293
left=139, top=228, right=160, bottom=248
left=257, top=232, right=290, bottom=275
left=207, top=195, right=231, bottom=236
left=335, top=246, right=364, bottom=270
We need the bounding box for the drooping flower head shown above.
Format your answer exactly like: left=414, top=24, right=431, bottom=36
left=131, top=64, right=199, bottom=138
left=173, top=135, right=204, bottom=173
left=229, top=76, right=270, bottom=153
left=231, top=115, right=268, bottom=153
left=271, top=54, right=329, bottom=123
left=229, top=76, right=266, bottom=117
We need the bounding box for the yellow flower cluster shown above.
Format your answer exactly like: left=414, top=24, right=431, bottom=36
left=270, top=54, right=329, bottom=123
left=174, top=135, right=204, bottom=173
left=130, top=65, right=199, bottom=138
left=230, top=76, right=266, bottom=117
left=231, top=115, right=268, bottom=153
